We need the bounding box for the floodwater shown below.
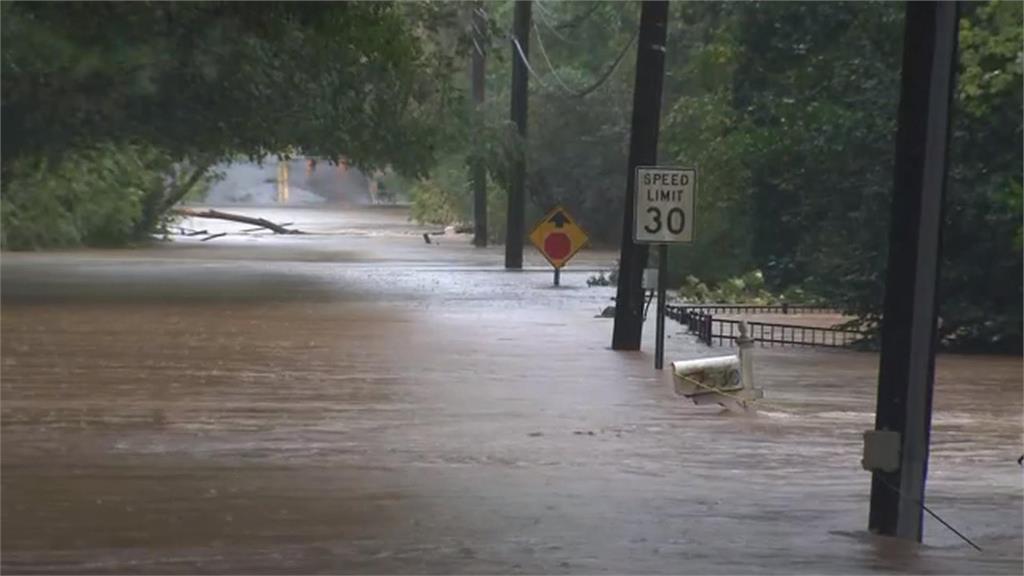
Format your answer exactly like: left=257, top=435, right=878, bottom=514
left=2, top=206, right=1021, bottom=574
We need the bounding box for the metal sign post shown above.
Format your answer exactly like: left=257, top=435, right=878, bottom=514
left=634, top=166, right=696, bottom=369
left=655, top=244, right=668, bottom=369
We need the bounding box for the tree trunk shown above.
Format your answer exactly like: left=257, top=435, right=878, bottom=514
left=160, top=161, right=215, bottom=213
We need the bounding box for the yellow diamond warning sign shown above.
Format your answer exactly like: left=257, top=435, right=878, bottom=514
left=528, top=205, right=589, bottom=269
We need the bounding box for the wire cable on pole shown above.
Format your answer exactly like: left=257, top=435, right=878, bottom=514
left=510, top=34, right=554, bottom=92
left=511, top=27, right=637, bottom=99
left=532, top=22, right=577, bottom=94
left=554, top=2, right=601, bottom=31
left=876, top=476, right=983, bottom=552
left=532, top=0, right=578, bottom=45
left=679, top=372, right=983, bottom=553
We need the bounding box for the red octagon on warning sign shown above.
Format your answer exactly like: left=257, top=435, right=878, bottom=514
left=528, top=205, right=589, bottom=269
left=543, top=232, right=572, bottom=260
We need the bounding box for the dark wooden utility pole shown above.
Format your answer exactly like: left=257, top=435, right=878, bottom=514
left=505, top=0, right=530, bottom=269
left=470, top=2, right=488, bottom=247
left=868, top=1, right=959, bottom=541
left=612, top=1, right=669, bottom=350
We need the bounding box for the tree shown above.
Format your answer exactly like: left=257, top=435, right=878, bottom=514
left=416, top=0, right=1019, bottom=350
left=660, top=0, right=1021, bottom=350
left=407, top=1, right=640, bottom=243
left=1, top=1, right=465, bottom=247
left=2, top=2, right=453, bottom=175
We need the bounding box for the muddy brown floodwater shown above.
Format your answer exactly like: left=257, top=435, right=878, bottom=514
left=2, top=206, right=1022, bottom=574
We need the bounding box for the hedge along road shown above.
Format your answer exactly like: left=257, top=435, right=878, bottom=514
left=1, top=205, right=1020, bottom=574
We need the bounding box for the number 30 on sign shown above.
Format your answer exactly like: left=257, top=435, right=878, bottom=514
left=634, top=166, right=696, bottom=244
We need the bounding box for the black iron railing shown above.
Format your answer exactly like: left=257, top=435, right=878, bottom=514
left=670, top=303, right=836, bottom=315
left=665, top=305, right=865, bottom=348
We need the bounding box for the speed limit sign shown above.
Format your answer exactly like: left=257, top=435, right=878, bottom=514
left=634, top=166, right=696, bottom=244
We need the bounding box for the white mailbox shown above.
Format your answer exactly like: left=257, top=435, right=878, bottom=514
left=671, top=321, right=763, bottom=412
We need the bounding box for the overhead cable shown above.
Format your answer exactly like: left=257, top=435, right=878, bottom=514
left=513, top=26, right=637, bottom=99
left=510, top=34, right=554, bottom=92
left=533, top=22, right=577, bottom=94
left=533, top=0, right=578, bottom=45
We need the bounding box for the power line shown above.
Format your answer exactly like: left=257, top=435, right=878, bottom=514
left=519, top=24, right=637, bottom=99
left=533, top=0, right=556, bottom=21
left=510, top=34, right=554, bottom=92
left=554, top=2, right=601, bottom=31
left=533, top=0, right=578, bottom=45
left=571, top=30, right=636, bottom=98
left=468, top=6, right=487, bottom=57
left=533, top=22, right=577, bottom=94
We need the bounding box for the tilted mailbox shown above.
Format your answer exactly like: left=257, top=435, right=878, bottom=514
left=671, top=321, right=763, bottom=412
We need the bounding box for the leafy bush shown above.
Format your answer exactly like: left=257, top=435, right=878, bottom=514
left=1, top=144, right=215, bottom=249
left=3, top=145, right=154, bottom=249
left=587, top=267, right=619, bottom=287
left=677, top=270, right=819, bottom=305
left=409, top=153, right=507, bottom=243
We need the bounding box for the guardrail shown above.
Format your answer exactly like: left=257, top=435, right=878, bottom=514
left=665, top=305, right=865, bottom=348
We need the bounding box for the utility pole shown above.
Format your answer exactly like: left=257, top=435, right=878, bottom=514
left=868, top=1, right=959, bottom=542
left=470, top=2, right=488, bottom=247
left=612, top=1, right=669, bottom=350
left=505, top=0, right=530, bottom=269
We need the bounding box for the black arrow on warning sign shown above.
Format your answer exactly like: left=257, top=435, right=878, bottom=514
left=548, top=211, right=568, bottom=228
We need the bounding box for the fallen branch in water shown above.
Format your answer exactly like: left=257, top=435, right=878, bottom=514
left=173, top=226, right=209, bottom=237
left=170, top=208, right=304, bottom=235
left=200, top=232, right=228, bottom=242
left=240, top=222, right=293, bottom=234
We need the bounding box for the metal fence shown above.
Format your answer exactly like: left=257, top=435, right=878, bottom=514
left=671, top=303, right=836, bottom=315
left=665, top=305, right=866, bottom=348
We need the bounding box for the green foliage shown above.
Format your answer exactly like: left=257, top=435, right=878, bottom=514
left=662, top=90, right=754, bottom=282
left=409, top=156, right=469, bottom=226
left=958, top=0, right=1023, bottom=117
left=586, top=266, right=618, bottom=287
left=520, top=2, right=638, bottom=242
left=409, top=153, right=507, bottom=243
left=2, top=1, right=466, bottom=243
left=405, top=1, right=640, bottom=244
left=8, top=0, right=1016, bottom=349
left=658, top=1, right=1021, bottom=350
left=1, top=143, right=223, bottom=250
left=1, top=2, right=459, bottom=176
left=676, top=270, right=813, bottom=305
left=3, top=145, right=162, bottom=249
left=938, top=0, right=1023, bottom=350
left=408, top=1, right=1020, bottom=350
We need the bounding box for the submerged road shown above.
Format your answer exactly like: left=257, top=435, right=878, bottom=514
left=2, top=206, right=1021, bottom=574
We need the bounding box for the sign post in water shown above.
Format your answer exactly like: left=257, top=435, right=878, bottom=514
left=634, top=166, right=696, bottom=369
